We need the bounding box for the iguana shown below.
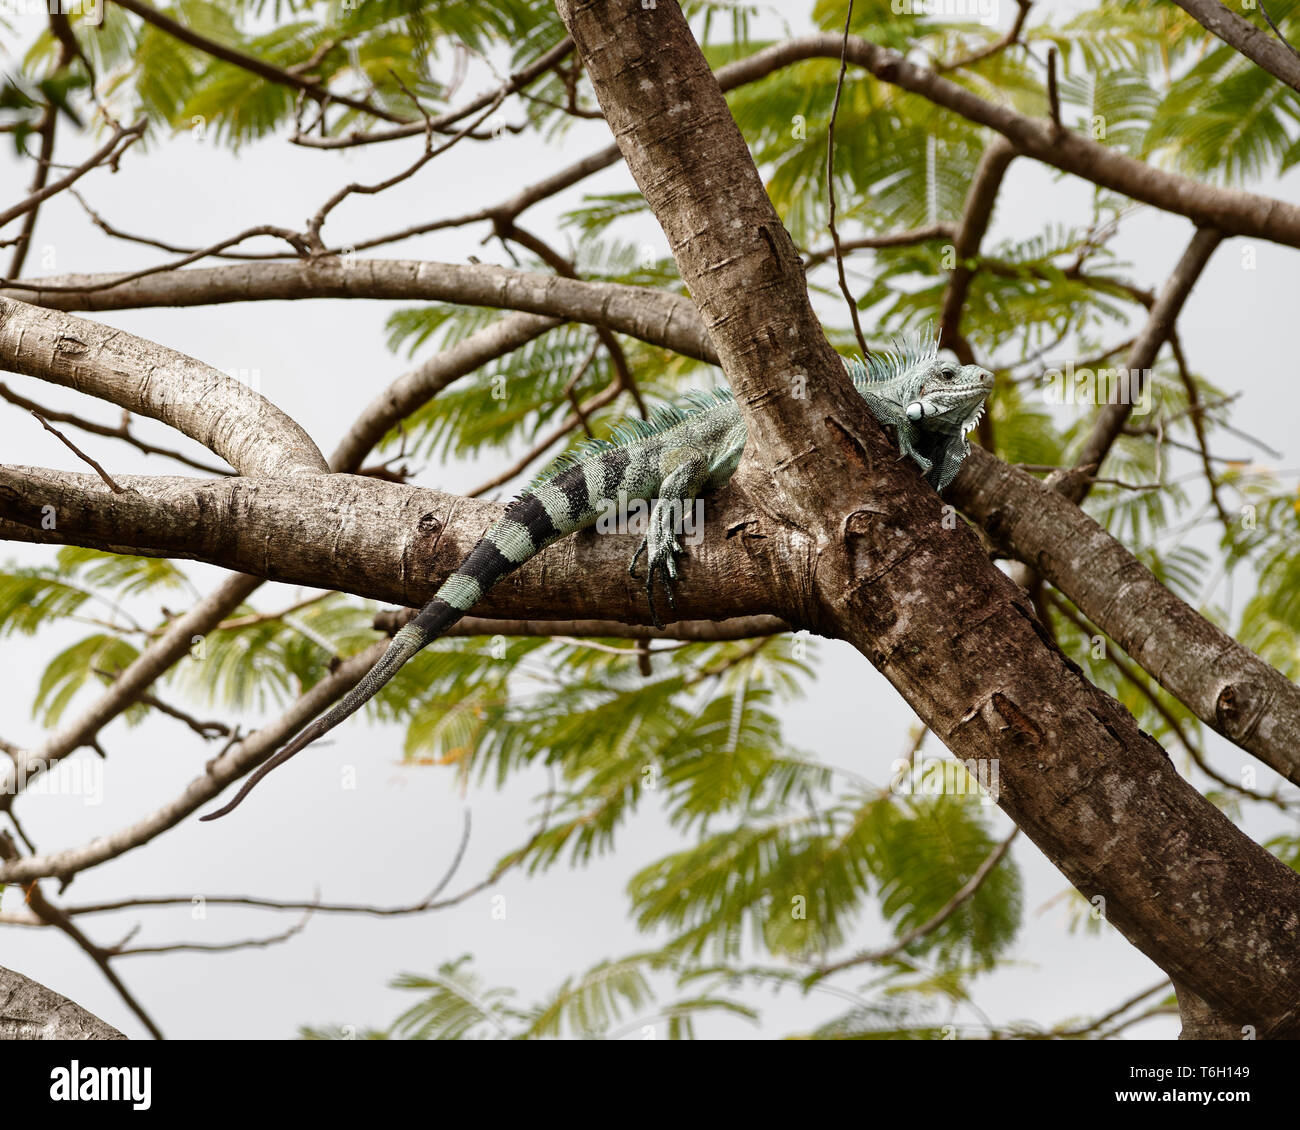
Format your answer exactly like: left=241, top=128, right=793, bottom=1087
left=201, top=328, right=992, bottom=820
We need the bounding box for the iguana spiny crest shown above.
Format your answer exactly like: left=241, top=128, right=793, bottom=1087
left=201, top=326, right=993, bottom=820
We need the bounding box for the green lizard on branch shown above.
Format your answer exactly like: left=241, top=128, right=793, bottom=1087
left=201, top=328, right=992, bottom=821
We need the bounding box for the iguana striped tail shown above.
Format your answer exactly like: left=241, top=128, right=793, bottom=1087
left=199, top=471, right=598, bottom=820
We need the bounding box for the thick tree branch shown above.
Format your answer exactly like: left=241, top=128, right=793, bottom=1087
left=557, top=3, right=862, bottom=520
left=1065, top=226, right=1223, bottom=501
left=3, top=238, right=1299, bottom=799
left=330, top=311, right=561, bottom=472
left=7, top=249, right=1299, bottom=799
left=950, top=446, right=1300, bottom=789
left=0, top=963, right=125, bottom=1039
left=0, top=298, right=327, bottom=478
left=0, top=465, right=786, bottom=627
left=0, top=297, right=570, bottom=810
left=1171, top=0, right=1300, bottom=93
left=712, top=34, right=1300, bottom=249
left=2, top=260, right=716, bottom=364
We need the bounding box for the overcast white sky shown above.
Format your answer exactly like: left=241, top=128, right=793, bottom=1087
left=1, top=1, right=1298, bottom=1040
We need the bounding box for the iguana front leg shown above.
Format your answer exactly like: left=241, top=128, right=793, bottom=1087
left=629, top=446, right=710, bottom=628
left=892, top=417, right=934, bottom=478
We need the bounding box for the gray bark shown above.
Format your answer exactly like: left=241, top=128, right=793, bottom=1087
left=0, top=965, right=125, bottom=1040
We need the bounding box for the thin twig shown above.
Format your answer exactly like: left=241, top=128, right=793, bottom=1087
left=0, top=382, right=231, bottom=475
left=1170, top=334, right=1231, bottom=529
left=3, top=224, right=312, bottom=294
left=110, top=0, right=406, bottom=124
left=305, top=93, right=504, bottom=248
left=496, top=220, right=648, bottom=416
left=290, top=37, right=575, bottom=149
left=136, top=692, right=231, bottom=740
left=802, top=223, right=955, bottom=265
left=813, top=826, right=1020, bottom=978
left=6, top=808, right=37, bottom=855
left=1053, top=979, right=1172, bottom=1038
left=0, top=833, right=164, bottom=1039
left=109, top=909, right=313, bottom=957
left=562, top=338, right=603, bottom=438
left=0, top=118, right=145, bottom=234
left=30, top=412, right=124, bottom=493
left=70, top=189, right=298, bottom=262
left=826, top=0, right=870, bottom=358
left=7, top=107, right=57, bottom=278
left=1047, top=47, right=1062, bottom=134
left=212, top=594, right=333, bottom=633
left=682, top=638, right=771, bottom=689
left=1259, top=0, right=1300, bottom=60
left=936, top=0, right=1033, bottom=73
left=467, top=379, right=625, bottom=497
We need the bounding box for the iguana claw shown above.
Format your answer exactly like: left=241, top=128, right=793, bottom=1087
left=634, top=505, right=684, bottom=629
left=635, top=546, right=679, bottom=629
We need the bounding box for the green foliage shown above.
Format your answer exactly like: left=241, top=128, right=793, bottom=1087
left=0, top=570, right=94, bottom=638
left=1266, top=831, right=1300, bottom=874
left=53, top=546, right=191, bottom=599
left=23, top=0, right=561, bottom=145
left=301, top=951, right=758, bottom=1039
left=629, top=791, right=1018, bottom=966
left=1145, top=0, right=1300, bottom=182
left=379, top=238, right=705, bottom=474
left=170, top=593, right=380, bottom=712
left=35, top=633, right=143, bottom=727
left=1226, top=483, right=1300, bottom=681
left=0, top=68, right=88, bottom=151
left=0, top=549, right=189, bottom=724
left=378, top=323, right=624, bottom=464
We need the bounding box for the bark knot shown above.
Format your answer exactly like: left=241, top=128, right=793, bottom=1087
left=54, top=334, right=88, bottom=358
left=992, top=692, right=1043, bottom=747
left=1214, top=678, right=1270, bottom=742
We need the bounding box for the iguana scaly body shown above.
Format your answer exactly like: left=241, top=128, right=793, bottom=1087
left=201, top=328, right=992, bottom=820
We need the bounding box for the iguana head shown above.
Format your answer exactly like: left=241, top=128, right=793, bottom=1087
left=845, top=332, right=995, bottom=491
left=903, top=357, right=995, bottom=436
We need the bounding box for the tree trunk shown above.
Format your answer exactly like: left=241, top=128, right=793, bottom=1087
left=554, top=0, right=1300, bottom=1037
